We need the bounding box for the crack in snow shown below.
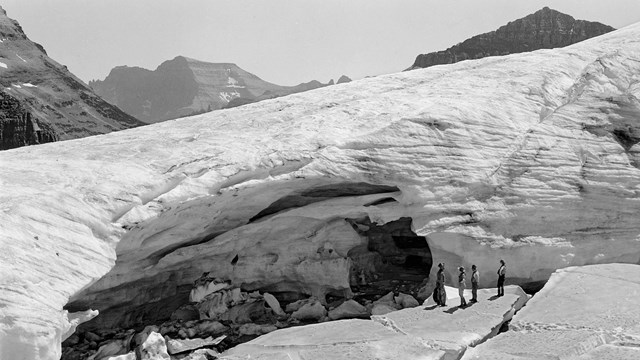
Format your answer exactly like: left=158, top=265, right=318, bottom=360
left=487, top=53, right=628, bottom=181
left=370, top=316, right=408, bottom=336
left=511, top=320, right=640, bottom=358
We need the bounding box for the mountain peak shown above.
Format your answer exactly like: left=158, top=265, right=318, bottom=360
left=337, top=75, right=352, bottom=84
left=408, top=8, right=615, bottom=70
left=529, top=6, right=574, bottom=20
left=91, top=57, right=332, bottom=122
left=0, top=8, right=144, bottom=149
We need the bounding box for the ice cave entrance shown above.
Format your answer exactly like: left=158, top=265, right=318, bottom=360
left=346, top=217, right=431, bottom=301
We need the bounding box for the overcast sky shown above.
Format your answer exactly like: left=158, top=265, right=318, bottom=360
left=3, top=0, right=640, bottom=86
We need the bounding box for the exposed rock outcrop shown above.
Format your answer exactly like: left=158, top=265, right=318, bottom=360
left=2, top=20, right=640, bottom=360
left=327, top=299, right=369, bottom=320
left=262, top=293, right=285, bottom=317
left=136, top=332, right=169, bottom=360
left=0, top=90, right=57, bottom=149
left=89, top=57, right=335, bottom=122
left=408, top=7, right=615, bottom=70
left=0, top=6, right=144, bottom=150
left=165, top=335, right=224, bottom=355
left=290, top=298, right=327, bottom=321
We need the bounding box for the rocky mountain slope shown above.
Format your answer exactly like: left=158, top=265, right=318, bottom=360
left=90, top=57, right=343, bottom=123
left=1, top=20, right=639, bottom=360
left=0, top=90, right=57, bottom=149
left=0, top=6, right=144, bottom=150
left=408, top=7, right=615, bottom=70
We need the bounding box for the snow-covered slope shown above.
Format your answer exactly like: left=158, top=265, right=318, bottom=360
left=1, top=21, right=640, bottom=360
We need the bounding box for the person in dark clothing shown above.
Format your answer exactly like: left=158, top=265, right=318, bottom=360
left=436, top=263, right=447, bottom=306
left=458, top=266, right=467, bottom=307
left=497, top=260, right=506, bottom=296
left=470, top=264, right=479, bottom=303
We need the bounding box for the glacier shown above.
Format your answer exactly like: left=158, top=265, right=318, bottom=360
left=1, top=22, right=640, bottom=359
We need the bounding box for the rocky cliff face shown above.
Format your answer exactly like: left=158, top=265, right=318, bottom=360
left=1, top=20, right=639, bottom=360
left=408, top=7, right=615, bottom=70
left=0, top=90, right=57, bottom=149
left=90, top=57, right=338, bottom=122
left=0, top=6, right=144, bottom=150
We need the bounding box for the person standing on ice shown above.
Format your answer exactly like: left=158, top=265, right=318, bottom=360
left=458, top=266, right=467, bottom=307
left=470, top=264, right=479, bottom=303
left=497, top=259, right=506, bottom=296
left=435, top=263, right=447, bottom=306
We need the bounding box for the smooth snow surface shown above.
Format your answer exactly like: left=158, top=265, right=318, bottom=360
left=463, top=264, right=640, bottom=359
left=1, top=22, right=640, bottom=360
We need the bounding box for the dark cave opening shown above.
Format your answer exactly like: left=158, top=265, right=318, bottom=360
left=346, top=216, right=431, bottom=300
left=404, top=254, right=425, bottom=268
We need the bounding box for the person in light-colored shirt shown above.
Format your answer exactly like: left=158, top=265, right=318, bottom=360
left=458, top=266, right=467, bottom=307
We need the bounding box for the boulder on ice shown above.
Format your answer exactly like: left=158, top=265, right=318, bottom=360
left=327, top=299, right=369, bottom=320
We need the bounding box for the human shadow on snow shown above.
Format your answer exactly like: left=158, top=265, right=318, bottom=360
left=443, top=302, right=474, bottom=314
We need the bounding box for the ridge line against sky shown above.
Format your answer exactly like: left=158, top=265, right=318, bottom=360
left=3, top=0, right=640, bottom=86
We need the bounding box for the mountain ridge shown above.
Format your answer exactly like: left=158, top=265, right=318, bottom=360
left=90, top=56, right=345, bottom=122
left=408, top=7, right=615, bottom=70
left=0, top=6, right=144, bottom=150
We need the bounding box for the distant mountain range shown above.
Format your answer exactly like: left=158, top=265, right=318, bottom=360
left=0, top=6, right=144, bottom=150
left=407, top=7, right=615, bottom=70
left=90, top=57, right=352, bottom=123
